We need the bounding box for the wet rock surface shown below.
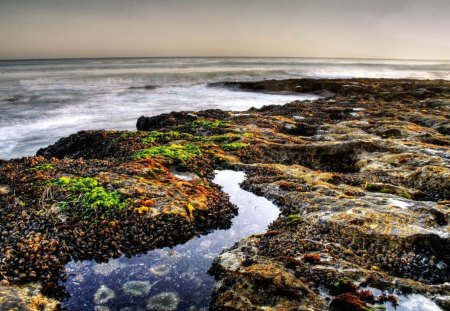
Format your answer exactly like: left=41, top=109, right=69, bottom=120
left=0, top=129, right=238, bottom=306
left=206, top=79, right=449, bottom=310
left=0, top=282, right=59, bottom=310
left=1, top=78, right=449, bottom=310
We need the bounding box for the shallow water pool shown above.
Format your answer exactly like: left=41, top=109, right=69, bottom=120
left=62, top=170, right=280, bottom=310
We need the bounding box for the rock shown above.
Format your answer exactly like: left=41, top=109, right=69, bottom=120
left=122, top=281, right=152, bottom=297
left=94, top=285, right=115, bottom=305
left=149, top=264, right=171, bottom=277
left=210, top=238, right=327, bottom=310
left=0, top=283, right=60, bottom=310
left=147, top=292, right=180, bottom=311
left=435, top=295, right=450, bottom=309
left=435, top=122, right=450, bottom=135
left=129, top=85, right=159, bottom=90
left=136, top=109, right=231, bottom=131
left=207, top=78, right=450, bottom=310
left=293, top=115, right=305, bottom=121
left=93, top=261, right=125, bottom=277
left=4, top=95, right=24, bottom=102
left=137, top=112, right=198, bottom=131
left=0, top=185, right=11, bottom=195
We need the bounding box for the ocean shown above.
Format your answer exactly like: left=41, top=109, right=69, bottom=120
left=1, top=57, right=449, bottom=159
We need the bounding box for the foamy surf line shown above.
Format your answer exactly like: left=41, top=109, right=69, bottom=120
left=0, top=83, right=318, bottom=159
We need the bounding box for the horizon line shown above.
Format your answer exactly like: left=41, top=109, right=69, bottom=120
left=1, top=55, right=449, bottom=62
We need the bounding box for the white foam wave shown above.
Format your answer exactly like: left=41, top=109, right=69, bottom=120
left=0, top=84, right=317, bottom=158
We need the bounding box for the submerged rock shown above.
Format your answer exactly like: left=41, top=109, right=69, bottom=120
left=149, top=264, right=171, bottom=277
left=129, top=85, right=159, bottom=90
left=122, top=281, right=152, bottom=297
left=93, top=261, right=126, bottom=277
left=146, top=292, right=180, bottom=311
left=94, top=285, right=115, bottom=305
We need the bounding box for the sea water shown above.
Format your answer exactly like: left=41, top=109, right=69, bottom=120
left=1, top=57, right=449, bottom=159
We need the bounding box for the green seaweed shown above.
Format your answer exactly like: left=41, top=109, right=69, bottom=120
left=199, top=133, right=239, bottom=143
left=28, top=163, right=54, bottom=171
left=286, top=214, right=303, bottom=225
left=222, top=142, right=249, bottom=151
left=397, top=191, right=412, bottom=200
left=53, top=176, right=127, bottom=219
left=189, top=118, right=231, bottom=130
left=141, top=131, right=193, bottom=145
left=120, top=131, right=138, bottom=138
left=134, top=144, right=201, bottom=163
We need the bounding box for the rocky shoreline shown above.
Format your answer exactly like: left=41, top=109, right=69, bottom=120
left=0, top=78, right=449, bottom=310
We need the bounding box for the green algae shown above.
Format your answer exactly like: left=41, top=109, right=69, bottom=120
left=222, top=142, right=249, bottom=151
left=396, top=191, right=412, bottom=200
left=189, top=118, right=231, bottom=130
left=286, top=214, right=303, bottom=225
left=53, top=176, right=127, bottom=219
left=120, top=131, right=138, bottom=138
left=141, top=131, right=194, bottom=145
left=27, top=163, right=54, bottom=171
left=199, top=133, right=239, bottom=143
left=134, top=144, right=202, bottom=163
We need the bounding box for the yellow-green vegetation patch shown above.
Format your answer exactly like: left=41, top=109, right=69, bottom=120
left=189, top=118, right=232, bottom=130
left=286, top=214, right=303, bottom=225
left=222, top=142, right=249, bottom=151
left=233, top=130, right=254, bottom=136
left=141, top=131, right=194, bottom=145
left=27, top=163, right=55, bottom=171
left=199, top=133, right=240, bottom=143
left=52, top=176, right=127, bottom=219
left=120, top=131, right=139, bottom=138
left=134, top=144, right=202, bottom=163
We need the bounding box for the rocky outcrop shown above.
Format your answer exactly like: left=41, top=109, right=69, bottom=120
left=209, top=78, right=449, bottom=101
left=1, top=78, right=449, bottom=310
left=1, top=133, right=237, bottom=301
left=206, top=78, right=449, bottom=310
left=136, top=109, right=231, bottom=131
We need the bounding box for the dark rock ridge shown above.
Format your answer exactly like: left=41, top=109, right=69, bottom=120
left=128, top=85, right=159, bottom=90
left=0, top=78, right=449, bottom=310
left=136, top=109, right=230, bottom=131
left=209, top=78, right=448, bottom=101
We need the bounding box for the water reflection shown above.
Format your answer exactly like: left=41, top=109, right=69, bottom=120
left=62, top=170, right=280, bottom=310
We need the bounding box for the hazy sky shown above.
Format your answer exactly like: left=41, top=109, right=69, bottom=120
left=0, top=0, right=449, bottom=60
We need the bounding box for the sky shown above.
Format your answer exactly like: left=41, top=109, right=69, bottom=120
left=0, top=0, right=449, bottom=60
